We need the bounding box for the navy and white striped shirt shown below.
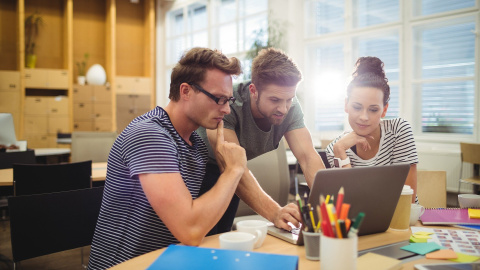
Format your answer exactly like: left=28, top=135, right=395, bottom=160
left=325, top=118, right=418, bottom=168
left=88, top=107, right=208, bottom=269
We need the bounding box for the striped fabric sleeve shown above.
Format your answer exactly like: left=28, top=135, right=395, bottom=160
left=390, top=119, right=419, bottom=165
left=122, top=121, right=180, bottom=179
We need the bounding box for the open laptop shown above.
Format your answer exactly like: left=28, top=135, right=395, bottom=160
left=267, top=164, right=410, bottom=244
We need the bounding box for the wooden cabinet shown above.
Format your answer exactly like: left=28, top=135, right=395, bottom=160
left=0, top=0, right=156, bottom=147
left=72, top=84, right=113, bottom=132
left=24, top=96, right=70, bottom=148
left=24, top=68, right=69, bottom=89
left=0, top=71, right=21, bottom=136
left=116, top=93, right=151, bottom=133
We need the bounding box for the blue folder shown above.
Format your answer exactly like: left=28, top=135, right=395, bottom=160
left=147, top=245, right=299, bottom=270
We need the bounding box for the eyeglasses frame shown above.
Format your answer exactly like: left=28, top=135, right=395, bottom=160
left=188, top=83, right=236, bottom=105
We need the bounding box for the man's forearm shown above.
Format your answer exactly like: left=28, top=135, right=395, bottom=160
left=235, top=170, right=281, bottom=222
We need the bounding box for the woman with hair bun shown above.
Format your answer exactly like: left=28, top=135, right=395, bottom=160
left=325, top=56, right=419, bottom=203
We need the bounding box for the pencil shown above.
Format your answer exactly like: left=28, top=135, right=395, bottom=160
left=336, top=187, right=344, bottom=216
left=320, top=195, right=334, bottom=237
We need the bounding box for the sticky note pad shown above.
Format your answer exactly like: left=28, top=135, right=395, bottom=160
left=411, top=234, right=432, bottom=239
left=449, top=252, right=480, bottom=263
left=468, top=208, right=480, bottom=219
left=410, top=235, right=427, bottom=243
left=413, top=231, right=433, bottom=236
left=400, top=243, right=443, bottom=255
left=426, top=249, right=457, bottom=259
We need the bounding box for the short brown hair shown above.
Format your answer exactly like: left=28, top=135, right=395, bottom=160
left=169, top=47, right=242, bottom=101
left=251, top=48, right=302, bottom=91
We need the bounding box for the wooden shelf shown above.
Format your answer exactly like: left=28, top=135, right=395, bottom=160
left=0, top=0, right=156, bottom=145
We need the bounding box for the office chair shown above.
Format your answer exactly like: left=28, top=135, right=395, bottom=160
left=71, top=131, right=117, bottom=163
left=233, top=140, right=290, bottom=226
left=458, top=142, right=480, bottom=194
left=8, top=187, right=104, bottom=269
left=0, top=150, right=36, bottom=169
left=0, top=150, right=36, bottom=221
left=13, top=160, right=92, bottom=196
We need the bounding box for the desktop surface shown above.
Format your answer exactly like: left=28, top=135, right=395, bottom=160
left=110, top=225, right=457, bottom=270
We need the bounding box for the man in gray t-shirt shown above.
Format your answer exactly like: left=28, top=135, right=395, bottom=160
left=197, top=48, right=325, bottom=234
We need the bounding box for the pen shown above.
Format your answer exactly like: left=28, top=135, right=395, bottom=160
left=347, top=212, right=365, bottom=238
left=339, top=219, right=347, bottom=238
left=296, top=193, right=303, bottom=208
left=316, top=205, right=322, bottom=233
left=331, top=206, right=343, bottom=238
left=345, top=218, right=352, bottom=231
left=308, top=203, right=317, bottom=232
left=302, top=205, right=313, bottom=232
left=336, top=187, right=344, bottom=216
left=339, top=203, right=350, bottom=220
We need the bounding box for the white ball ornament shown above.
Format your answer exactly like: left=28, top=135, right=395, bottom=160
left=86, top=64, right=107, bottom=85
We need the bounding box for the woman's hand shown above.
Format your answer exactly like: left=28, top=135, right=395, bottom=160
left=333, top=131, right=374, bottom=157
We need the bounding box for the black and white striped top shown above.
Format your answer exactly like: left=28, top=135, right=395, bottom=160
left=325, top=118, right=419, bottom=167
left=88, top=107, right=208, bottom=270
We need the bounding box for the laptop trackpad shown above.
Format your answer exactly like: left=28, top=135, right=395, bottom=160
left=358, top=240, right=417, bottom=260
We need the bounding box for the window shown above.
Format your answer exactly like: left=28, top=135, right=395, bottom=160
left=413, top=18, right=476, bottom=135
left=163, top=0, right=269, bottom=96
left=304, top=0, right=478, bottom=140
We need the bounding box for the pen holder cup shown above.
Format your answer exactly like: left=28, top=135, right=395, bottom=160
left=302, top=231, right=321, bottom=261
left=320, top=234, right=358, bottom=270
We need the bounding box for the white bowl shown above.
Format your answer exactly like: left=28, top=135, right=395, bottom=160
left=458, top=194, right=480, bottom=208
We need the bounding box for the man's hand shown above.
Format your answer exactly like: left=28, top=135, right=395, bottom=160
left=272, top=203, right=303, bottom=231
left=214, top=121, right=247, bottom=174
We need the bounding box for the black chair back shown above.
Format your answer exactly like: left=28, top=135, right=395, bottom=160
left=0, top=150, right=36, bottom=169
left=13, top=160, right=92, bottom=196
left=8, top=187, right=104, bottom=263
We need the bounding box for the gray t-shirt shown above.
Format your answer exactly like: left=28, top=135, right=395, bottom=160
left=197, top=81, right=305, bottom=165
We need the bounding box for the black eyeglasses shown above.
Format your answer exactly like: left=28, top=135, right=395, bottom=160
left=189, top=83, right=236, bottom=105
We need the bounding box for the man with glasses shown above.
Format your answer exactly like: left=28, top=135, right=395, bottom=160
left=197, top=48, right=325, bottom=234
left=88, top=48, right=247, bottom=269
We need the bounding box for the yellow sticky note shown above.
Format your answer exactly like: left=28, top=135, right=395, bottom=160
left=468, top=208, right=480, bottom=219
left=449, top=253, right=480, bottom=263
left=410, top=236, right=427, bottom=243
left=412, top=234, right=432, bottom=239
left=414, top=231, right=434, bottom=236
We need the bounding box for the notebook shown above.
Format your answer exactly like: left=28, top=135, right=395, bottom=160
left=267, top=164, right=410, bottom=243
left=420, top=208, right=480, bottom=225
left=147, top=244, right=299, bottom=270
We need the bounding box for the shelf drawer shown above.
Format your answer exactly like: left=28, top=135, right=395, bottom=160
left=0, top=71, right=20, bottom=91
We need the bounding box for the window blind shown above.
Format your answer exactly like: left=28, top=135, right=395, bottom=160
left=417, top=21, right=475, bottom=134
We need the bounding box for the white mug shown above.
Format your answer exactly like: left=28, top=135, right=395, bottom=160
left=410, top=204, right=425, bottom=226
left=236, top=220, right=268, bottom=249
left=219, top=232, right=256, bottom=251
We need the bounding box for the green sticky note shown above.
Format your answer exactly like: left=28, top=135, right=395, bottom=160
left=409, top=235, right=427, bottom=243
left=400, top=242, right=443, bottom=255
left=449, top=253, right=480, bottom=263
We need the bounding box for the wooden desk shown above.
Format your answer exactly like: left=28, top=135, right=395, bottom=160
left=110, top=227, right=452, bottom=270
left=34, top=148, right=71, bottom=164
left=0, top=162, right=107, bottom=186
